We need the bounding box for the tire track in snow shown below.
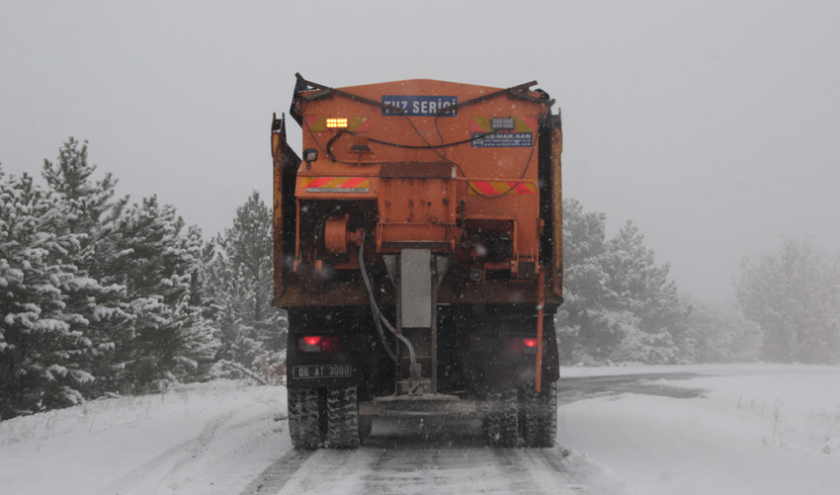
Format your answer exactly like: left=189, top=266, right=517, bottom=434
left=153, top=409, right=280, bottom=493
left=270, top=449, right=375, bottom=494
left=490, top=448, right=588, bottom=494
left=95, top=411, right=236, bottom=495
left=241, top=418, right=593, bottom=495
left=240, top=451, right=316, bottom=495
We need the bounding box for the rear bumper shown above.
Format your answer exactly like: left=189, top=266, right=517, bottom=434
left=359, top=394, right=478, bottom=418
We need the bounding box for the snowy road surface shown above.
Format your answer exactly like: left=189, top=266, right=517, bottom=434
left=2, top=365, right=839, bottom=494
left=241, top=420, right=604, bottom=494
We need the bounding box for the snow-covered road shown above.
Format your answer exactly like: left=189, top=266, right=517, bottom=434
left=2, top=365, right=839, bottom=494
left=242, top=417, right=615, bottom=494
left=0, top=381, right=619, bottom=495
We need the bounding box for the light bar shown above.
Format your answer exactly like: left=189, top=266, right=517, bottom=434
left=491, top=117, right=515, bottom=130
left=326, top=117, right=348, bottom=129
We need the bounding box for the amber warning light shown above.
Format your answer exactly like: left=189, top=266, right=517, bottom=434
left=326, top=117, right=348, bottom=129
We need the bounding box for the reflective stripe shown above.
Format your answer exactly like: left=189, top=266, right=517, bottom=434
left=302, top=177, right=371, bottom=193
left=468, top=181, right=536, bottom=195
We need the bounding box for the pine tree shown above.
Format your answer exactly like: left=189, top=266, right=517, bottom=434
left=601, top=221, right=692, bottom=362
left=689, top=300, right=762, bottom=363
left=41, top=138, right=126, bottom=239
left=2, top=140, right=221, bottom=415
left=206, top=191, right=286, bottom=382
left=110, top=196, right=219, bottom=390
left=0, top=171, right=93, bottom=417
left=737, top=239, right=840, bottom=364
left=40, top=138, right=132, bottom=393
left=557, top=200, right=691, bottom=364
left=556, top=199, right=615, bottom=360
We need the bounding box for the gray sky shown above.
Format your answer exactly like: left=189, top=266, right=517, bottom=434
left=2, top=0, right=839, bottom=302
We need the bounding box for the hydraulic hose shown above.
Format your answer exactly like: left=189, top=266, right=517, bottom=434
left=358, top=230, right=418, bottom=368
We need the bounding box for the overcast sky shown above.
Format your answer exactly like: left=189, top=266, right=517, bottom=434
left=2, top=0, right=839, bottom=302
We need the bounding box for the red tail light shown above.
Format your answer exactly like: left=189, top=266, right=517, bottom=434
left=506, top=337, right=539, bottom=354
left=298, top=336, right=340, bottom=353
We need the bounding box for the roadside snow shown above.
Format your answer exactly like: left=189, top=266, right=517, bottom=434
left=558, top=364, right=840, bottom=495
left=0, top=381, right=289, bottom=495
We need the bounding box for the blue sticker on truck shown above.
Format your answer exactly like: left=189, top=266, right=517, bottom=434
left=381, top=96, right=458, bottom=116
left=471, top=132, right=533, bottom=148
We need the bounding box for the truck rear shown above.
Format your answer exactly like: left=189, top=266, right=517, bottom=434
left=271, top=74, right=563, bottom=449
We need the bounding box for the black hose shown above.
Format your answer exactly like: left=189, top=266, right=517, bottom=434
left=358, top=231, right=399, bottom=362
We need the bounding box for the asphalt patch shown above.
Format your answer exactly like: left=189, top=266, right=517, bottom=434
left=557, top=373, right=705, bottom=406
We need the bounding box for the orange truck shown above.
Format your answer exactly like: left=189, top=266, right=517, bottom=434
left=271, top=74, right=563, bottom=449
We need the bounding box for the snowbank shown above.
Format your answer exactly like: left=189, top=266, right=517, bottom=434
left=0, top=380, right=289, bottom=495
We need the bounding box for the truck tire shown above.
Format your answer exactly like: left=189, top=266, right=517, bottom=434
left=483, top=389, right=519, bottom=447
left=522, top=382, right=557, bottom=448
left=289, top=388, right=322, bottom=450
left=325, top=386, right=361, bottom=449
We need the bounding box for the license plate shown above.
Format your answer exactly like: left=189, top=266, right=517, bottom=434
left=292, top=364, right=352, bottom=379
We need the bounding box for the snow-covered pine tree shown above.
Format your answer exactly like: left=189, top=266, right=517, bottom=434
left=556, top=199, right=616, bottom=361
left=688, top=300, right=762, bottom=363
left=601, top=221, right=691, bottom=363
left=109, top=196, right=218, bottom=390
left=556, top=200, right=691, bottom=364
left=2, top=140, right=220, bottom=413
left=40, top=138, right=133, bottom=394
left=205, top=191, right=286, bottom=383
left=41, top=138, right=127, bottom=240
left=0, top=170, right=94, bottom=417
left=737, top=239, right=840, bottom=364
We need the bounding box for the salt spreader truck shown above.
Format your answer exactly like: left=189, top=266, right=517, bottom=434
left=271, top=74, right=563, bottom=449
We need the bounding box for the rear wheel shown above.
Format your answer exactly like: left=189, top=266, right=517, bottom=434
left=288, top=388, right=322, bottom=450
left=522, top=382, right=557, bottom=448
left=325, top=386, right=361, bottom=449
left=483, top=389, right=519, bottom=447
